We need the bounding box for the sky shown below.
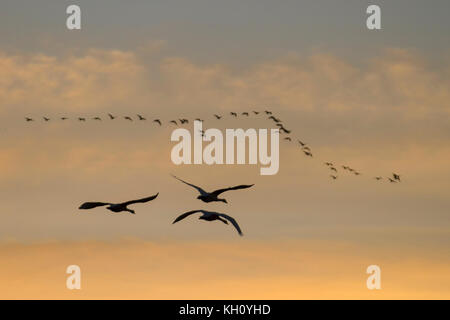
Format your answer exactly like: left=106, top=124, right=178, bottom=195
left=0, top=1, right=449, bottom=299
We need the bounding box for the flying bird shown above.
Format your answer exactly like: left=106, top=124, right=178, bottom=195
left=153, top=119, right=162, bottom=126
left=278, top=126, right=291, bottom=134
left=242, top=112, right=249, bottom=116
left=93, top=117, right=102, bottom=121
left=375, top=177, right=383, bottom=180
left=303, top=150, right=313, bottom=157
left=265, top=111, right=272, bottom=115
left=61, top=117, right=68, bottom=120
left=170, top=120, right=178, bottom=126
left=172, top=175, right=253, bottom=204
left=124, top=116, right=133, bottom=121
left=298, top=140, right=307, bottom=147
left=43, top=117, right=50, bottom=122
left=330, top=167, right=338, bottom=172
left=108, top=113, right=116, bottom=120
left=179, top=119, right=189, bottom=124
left=214, top=114, right=222, bottom=120
left=268, top=116, right=281, bottom=123
left=78, top=193, right=159, bottom=214
left=284, top=137, right=292, bottom=141
left=325, top=162, right=333, bottom=166
left=330, top=175, right=338, bottom=180
left=393, top=173, right=401, bottom=182
left=173, top=210, right=243, bottom=236
left=78, top=117, right=86, bottom=122
left=230, top=112, right=237, bottom=117
left=253, top=111, right=260, bottom=115
left=137, top=114, right=146, bottom=121
left=388, top=178, right=397, bottom=183
left=25, top=117, right=34, bottom=122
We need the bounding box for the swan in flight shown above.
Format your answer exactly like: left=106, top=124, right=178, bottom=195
left=153, top=119, right=162, bottom=126
left=173, top=210, right=243, bottom=236
left=172, top=175, right=253, bottom=203
left=78, top=193, right=159, bottom=214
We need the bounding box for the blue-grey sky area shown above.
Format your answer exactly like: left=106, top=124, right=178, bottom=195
left=1, top=0, right=449, bottom=64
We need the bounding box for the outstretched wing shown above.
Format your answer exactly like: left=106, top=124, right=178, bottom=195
left=121, top=193, right=159, bottom=206
left=172, top=210, right=203, bottom=224
left=79, top=202, right=110, bottom=210
left=172, top=175, right=208, bottom=195
left=218, top=214, right=243, bottom=236
left=211, top=184, right=254, bottom=196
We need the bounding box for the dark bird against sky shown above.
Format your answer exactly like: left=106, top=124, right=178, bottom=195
left=79, top=193, right=159, bottom=214
left=173, top=209, right=243, bottom=236
left=172, top=175, right=253, bottom=204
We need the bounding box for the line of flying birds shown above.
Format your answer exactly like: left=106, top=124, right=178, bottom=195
left=79, top=175, right=253, bottom=236
left=24, top=109, right=402, bottom=183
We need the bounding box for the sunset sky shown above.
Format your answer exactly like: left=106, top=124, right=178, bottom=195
left=0, top=0, right=449, bottom=299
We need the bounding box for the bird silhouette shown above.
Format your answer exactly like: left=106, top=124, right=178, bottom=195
left=179, top=119, right=189, bottom=124
left=375, top=177, right=383, bottom=180
left=124, top=116, right=133, bottom=121
left=265, top=111, right=272, bottom=115
left=108, top=113, right=116, bottom=120
left=61, top=117, right=68, bottom=120
left=78, top=117, right=86, bottom=122
left=298, top=140, right=307, bottom=147
left=153, top=119, right=162, bottom=126
left=170, top=120, right=178, bottom=126
left=253, top=111, right=260, bottom=115
left=325, top=162, right=333, bottom=166
left=268, top=116, right=281, bottom=123
left=214, top=114, right=222, bottom=120
left=330, top=167, right=338, bottom=172
left=78, top=193, right=159, bottom=214
left=393, top=173, right=401, bottom=182
left=172, top=175, right=253, bottom=204
left=173, top=210, right=243, bottom=236
left=284, top=137, right=292, bottom=141
left=330, top=175, right=338, bottom=180
left=303, top=150, right=313, bottom=157
left=230, top=112, right=237, bottom=117
left=388, top=178, right=397, bottom=183
left=43, top=117, right=50, bottom=122
left=25, top=117, right=34, bottom=122
left=242, top=112, right=249, bottom=116
left=137, top=114, right=146, bottom=121
left=93, top=117, right=102, bottom=121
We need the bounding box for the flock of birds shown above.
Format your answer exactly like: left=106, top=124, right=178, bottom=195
left=25, top=108, right=403, bottom=236
left=24, top=110, right=403, bottom=184
left=79, top=175, right=252, bottom=236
